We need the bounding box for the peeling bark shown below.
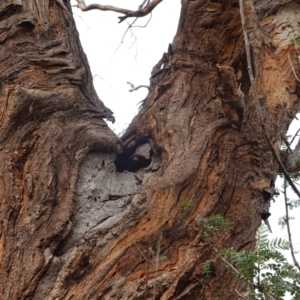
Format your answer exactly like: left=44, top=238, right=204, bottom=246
left=0, top=0, right=299, bottom=300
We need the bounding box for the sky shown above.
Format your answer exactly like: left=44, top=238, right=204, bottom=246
left=71, top=0, right=181, bottom=135
left=70, top=0, right=299, bottom=272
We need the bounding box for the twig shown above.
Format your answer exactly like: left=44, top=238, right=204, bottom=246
left=75, top=0, right=163, bottom=22
left=239, top=0, right=300, bottom=199
left=134, top=243, right=150, bottom=291
left=235, top=289, right=249, bottom=300
left=193, top=275, right=212, bottom=288
left=120, top=12, right=153, bottom=48
left=109, top=12, right=152, bottom=63
left=283, top=177, right=300, bottom=271
left=127, top=81, right=150, bottom=92
left=130, top=85, right=150, bottom=92
left=153, top=233, right=162, bottom=300
left=282, top=136, right=293, bottom=153
left=288, top=53, right=300, bottom=83
left=134, top=242, right=148, bottom=261
left=286, top=135, right=300, bottom=172
left=129, top=12, right=153, bottom=29
left=179, top=216, right=200, bottom=232
left=290, top=128, right=300, bottom=145
left=121, top=17, right=138, bottom=44
left=100, top=16, right=140, bottom=72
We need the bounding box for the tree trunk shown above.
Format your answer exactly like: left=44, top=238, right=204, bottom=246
left=0, top=0, right=299, bottom=299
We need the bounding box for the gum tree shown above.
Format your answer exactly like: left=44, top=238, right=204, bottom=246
left=0, top=0, right=299, bottom=299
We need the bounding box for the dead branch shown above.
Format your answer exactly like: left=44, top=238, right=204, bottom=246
left=235, top=289, right=249, bottom=300
left=284, top=163, right=300, bottom=173
left=75, top=0, right=163, bottom=22
left=282, top=136, right=293, bottom=153
left=290, top=128, right=300, bottom=145
left=127, top=81, right=150, bottom=92
left=153, top=233, right=162, bottom=300
left=286, top=137, right=300, bottom=171
left=283, top=177, right=300, bottom=271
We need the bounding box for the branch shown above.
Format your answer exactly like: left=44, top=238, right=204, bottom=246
left=134, top=242, right=150, bottom=291
left=288, top=53, right=300, bottom=83
left=127, top=81, right=150, bottom=92
left=134, top=242, right=149, bottom=262
left=285, top=164, right=300, bottom=174
left=282, top=135, right=293, bottom=153
left=76, top=0, right=163, bottom=22
left=153, top=233, right=162, bottom=300
left=235, top=289, right=249, bottom=300
left=283, top=177, right=300, bottom=271
left=286, top=137, right=300, bottom=172
left=290, top=128, right=300, bottom=146
left=239, top=0, right=300, bottom=199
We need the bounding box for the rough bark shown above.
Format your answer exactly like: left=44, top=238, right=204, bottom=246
left=0, top=0, right=299, bottom=299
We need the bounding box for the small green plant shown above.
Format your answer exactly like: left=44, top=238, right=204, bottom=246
left=201, top=259, right=213, bottom=277
left=195, top=214, right=233, bottom=237
left=291, top=27, right=300, bottom=66
left=159, top=255, right=168, bottom=262
left=177, top=196, right=190, bottom=213
left=200, top=221, right=300, bottom=300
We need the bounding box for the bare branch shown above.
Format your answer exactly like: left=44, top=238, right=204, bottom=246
left=127, top=81, right=150, bottom=92
left=285, top=164, right=300, bottom=173
left=134, top=242, right=148, bottom=262
left=153, top=233, right=162, bottom=300
left=282, top=136, right=293, bottom=153
left=288, top=53, right=300, bottom=83
left=122, top=18, right=138, bottom=44
left=120, top=13, right=152, bottom=47
left=76, top=0, right=163, bottom=22
left=283, top=177, right=300, bottom=271
left=290, top=128, right=300, bottom=145
left=239, top=0, right=300, bottom=199
left=129, top=12, right=153, bottom=29
left=286, top=137, right=300, bottom=172
left=130, top=85, right=150, bottom=92
left=235, top=289, right=249, bottom=300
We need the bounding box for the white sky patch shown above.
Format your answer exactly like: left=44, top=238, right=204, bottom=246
left=71, top=0, right=181, bottom=134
